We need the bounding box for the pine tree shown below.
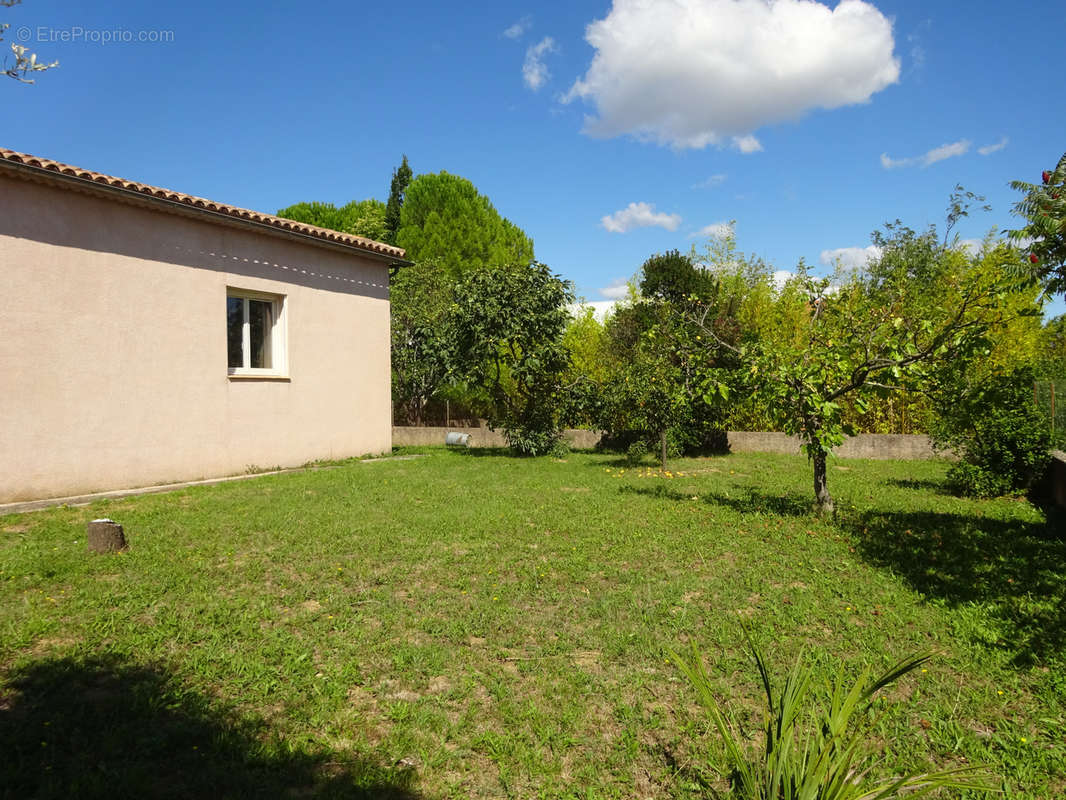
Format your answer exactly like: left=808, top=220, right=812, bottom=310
left=396, top=171, right=534, bottom=277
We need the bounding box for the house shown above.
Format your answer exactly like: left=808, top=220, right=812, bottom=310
left=0, top=148, right=408, bottom=504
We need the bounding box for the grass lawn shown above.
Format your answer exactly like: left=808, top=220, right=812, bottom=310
left=1, top=448, right=1062, bottom=799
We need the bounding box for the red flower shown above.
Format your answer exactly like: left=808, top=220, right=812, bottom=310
left=1029, top=253, right=1039, bottom=264
left=1043, top=171, right=1051, bottom=184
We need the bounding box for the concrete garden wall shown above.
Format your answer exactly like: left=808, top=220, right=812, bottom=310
left=393, top=426, right=602, bottom=450
left=392, top=427, right=941, bottom=460
left=725, top=431, right=940, bottom=460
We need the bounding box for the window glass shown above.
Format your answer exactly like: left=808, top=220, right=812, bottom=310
left=227, top=296, right=244, bottom=369
left=249, top=299, right=273, bottom=369
left=227, top=290, right=284, bottom=375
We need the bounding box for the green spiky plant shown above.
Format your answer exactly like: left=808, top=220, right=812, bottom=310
left=671, top=635, right=995, bottom=799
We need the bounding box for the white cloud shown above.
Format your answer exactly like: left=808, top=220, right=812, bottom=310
left=601, top=202, right=682, bottom=233
left=569, top=300, right=619, bottom=322
left=733, top=134, right=763, bottom=154
left=563, top=0, right=899, bottom=150
left=924, top=139, right=971, bottom=165
left=691, top=220, right=734, bottom=239
left=908, top=40, right=925, bottom=72
left=693, top=173, right=727, bottom=189
left=978, top=136, right=1008, bottom=156
left=523, top=37, right=557, bottom=91
left=820, top=245, right=881, bottom=269
left=880, top=139, right=971, bottom=169
left=904, top=19, right=931, bottom=76
left=772, top=270, right=794, bottom=291
left=503, top=15, right=532, bottom=39
left=599, top=279, right=631, bottom=300
left=957, top=238, right=982, bottom=255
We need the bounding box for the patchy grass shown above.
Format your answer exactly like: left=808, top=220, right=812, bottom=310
left=0, top=449, right=1061, bottom=798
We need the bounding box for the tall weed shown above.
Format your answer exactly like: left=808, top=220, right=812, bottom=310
left=671, top=636, right=994, bottom=799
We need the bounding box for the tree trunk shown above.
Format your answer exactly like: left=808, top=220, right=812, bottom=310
left=87, top=519, right=128, bottom=553
left=812, top=447, right=834, bottom=516
left=660, top=429, right=668, bottom=471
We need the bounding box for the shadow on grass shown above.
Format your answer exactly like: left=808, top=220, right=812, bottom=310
left=457, top=447, right=518, bottom=458
left=622, top=481, right=1064, bottom=664
left=620, top=484, right=815, bottom=517
left=461, top=446, right=605, bottom=458
left=840, top=509, right=1064, bottom=666
left=0, top=655, right=420, bottom=799
left=591, top=456, right=646, bottom=468
left=884, top=477, right=949, bottom=493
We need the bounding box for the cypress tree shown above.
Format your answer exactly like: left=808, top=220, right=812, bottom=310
left=384, top=155, right=413, bottom=245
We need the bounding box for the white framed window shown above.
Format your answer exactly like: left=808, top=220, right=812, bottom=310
left=226, top=288, right=287, bottom=377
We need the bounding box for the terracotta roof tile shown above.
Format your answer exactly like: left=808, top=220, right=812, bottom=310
left=0, top=147, right=407, bottom=261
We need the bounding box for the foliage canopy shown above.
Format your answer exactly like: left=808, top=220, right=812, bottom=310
left=1009, top=152, right=1066, bottom=296
left=396, top=172, right=534, bottom=278
left=275, top=198, right=388, bottom=243
left=450, top=262, right=573, bottom=455
left=683, top=223, right=1036, bottom=513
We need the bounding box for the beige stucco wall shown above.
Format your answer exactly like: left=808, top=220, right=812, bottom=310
left=0, top=174, right=392, bottom=502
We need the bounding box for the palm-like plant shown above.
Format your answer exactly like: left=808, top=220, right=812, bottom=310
left=671, top=636, right=995, bottom=799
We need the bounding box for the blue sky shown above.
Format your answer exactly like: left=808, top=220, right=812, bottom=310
left=6, top=0, right=1064, bottom=318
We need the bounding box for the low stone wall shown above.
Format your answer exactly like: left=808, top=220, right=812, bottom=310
left=392, top=426, right=602, bottom=450
left=726, top=431, right=940, bottom=460
left=393, top=427, right=941, bottom=459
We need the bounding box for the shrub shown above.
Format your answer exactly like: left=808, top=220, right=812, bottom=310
left=503, top=418, right=563, bottom=457
left=625, top=438, right=649, bottom=464
left=933, top=369, right=1052, bottom=497
left=548, top=438, right=571, bottom=459
left=945, top=462, right=1013, bottom=500
left=671, top=635, right=993, bottom=799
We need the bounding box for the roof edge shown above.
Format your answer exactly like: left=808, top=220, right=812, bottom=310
left=0, top=148, right=413, bottom=266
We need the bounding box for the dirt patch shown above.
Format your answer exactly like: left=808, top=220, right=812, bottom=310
left=572, top=650, right=602, bottom=672
left=427, top=675, right=453, bottom=695
left=135, top=611, right=158, bottom=627
left=300, top=599, right=321, bottom=612
left=884, top=679, right=917, bottom=703
left=2, top=523, right=32, bottom=534
left=29, top=636, right=79, bottom=656
left=559, top=487, right=591, bottom=493
left=347, top=685, right=379, bottom=710
left=713, top=551, right=738, bottom=567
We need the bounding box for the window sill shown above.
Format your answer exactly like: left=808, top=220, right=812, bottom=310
left=227, top=372, right=291, bottom=382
